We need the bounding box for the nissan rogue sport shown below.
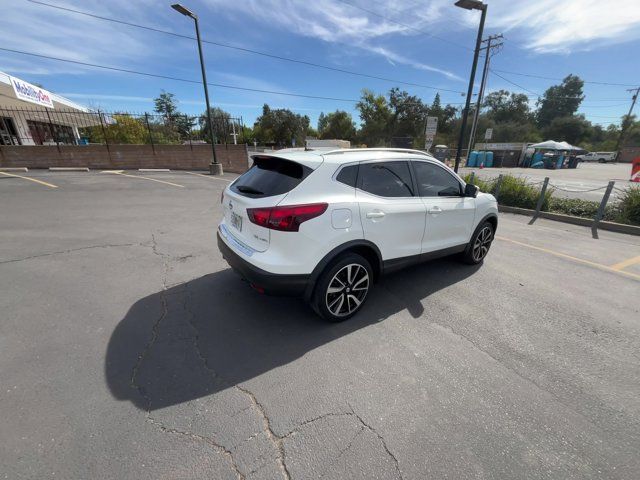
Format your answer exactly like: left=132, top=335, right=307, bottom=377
left=218, top=148, right=498, bottom=321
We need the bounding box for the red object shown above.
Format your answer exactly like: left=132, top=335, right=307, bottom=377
left=479, top=163, right=484, bottom=169
left=247, top=203, right=328, bottom=232
left=631, top=157, right=640, bottom=182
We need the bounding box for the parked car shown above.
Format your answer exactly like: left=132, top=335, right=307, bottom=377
left=577, top=151, right=617, bottom=163
left=217, top=148, right=498, bottom=321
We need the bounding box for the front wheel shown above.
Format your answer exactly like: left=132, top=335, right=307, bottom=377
left=462, top=221, right=494, bottom=265
left=598, top=158, right=606, bottom=163
left=312, top=253, right=373, bottom=322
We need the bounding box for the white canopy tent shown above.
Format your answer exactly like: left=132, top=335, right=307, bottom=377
left=530, top=140, right=581, bottom=151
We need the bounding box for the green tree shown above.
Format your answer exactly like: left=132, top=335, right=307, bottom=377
left=388, top=88, right=429, bottom=145
left=483, top=90, right=532, bottom=124
left=154, top=91, right=179, bottom=122
left=253, top=104, right=310, bottom=146
left=536, top=75, right=585, bottom=127
left=317, top=110, right=356, bottom=140
left=82, top=114, right=148, bottom=144
left=543, top=115, right=593, bottom=145
left=356, top=89, right=392, bottom=146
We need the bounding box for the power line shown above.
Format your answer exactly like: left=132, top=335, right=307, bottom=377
left=27, top=0, right=466, bottom=95
left=0, top=47, right=359, bottom=102
left=0, top=46, right=468, bottom=106
left=491, top=68, right=637, bottom=88
left=488, top=69, right=629, bottom=104
left=335, top=0, right=472, bottom=51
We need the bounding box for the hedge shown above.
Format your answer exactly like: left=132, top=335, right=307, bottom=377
left=463, top=173, right=640, bottom=226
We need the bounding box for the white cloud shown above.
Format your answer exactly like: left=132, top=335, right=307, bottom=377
left=485, top=0, right=640, bottom=53
left=201, top=0, right=462, bottom=81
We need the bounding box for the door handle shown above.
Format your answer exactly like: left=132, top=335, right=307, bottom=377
left=366, top=211, right=385, bottom=219
left=428, top=206, right=442, bottom=215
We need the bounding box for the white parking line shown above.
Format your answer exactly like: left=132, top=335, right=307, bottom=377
left=184, top=171, right=232, bottom=182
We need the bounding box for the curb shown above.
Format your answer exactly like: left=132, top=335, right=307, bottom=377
left=499, top=205, right=640, bottom=236
left=0, top=167, right=29, bottom=172
left=49, top=167, right=90, bottom=172
left=138, top=168, right=171, bottom=172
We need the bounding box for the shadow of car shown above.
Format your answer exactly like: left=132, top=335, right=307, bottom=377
left=105, top=258, right=481, bottom=411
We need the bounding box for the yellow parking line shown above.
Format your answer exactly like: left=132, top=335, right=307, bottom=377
left=0, top=171, right=58, bottom=188
left=610, top=255, right=640, bottom=271
left=184, top=171, right=231, bottom=182
left=103, top=170, right=184, bottom=188
left=495, top=235, right=640, bottom=281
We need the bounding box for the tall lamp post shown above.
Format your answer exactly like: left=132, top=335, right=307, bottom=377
left=172, top=3, right=223, bottom=175
left=453, top=0, right=487, bottom=173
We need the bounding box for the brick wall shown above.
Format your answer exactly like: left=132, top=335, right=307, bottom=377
left=0, top=143, right=250, bottom=173
left=619, top=146, right=640, bottom=164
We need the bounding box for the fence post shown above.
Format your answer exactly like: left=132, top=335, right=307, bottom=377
left=591, top=181, right=615, bottom=239
left=45, top=108, right=61, bottom=153
left=528, top=177, right=549, bottom=225
left=494, top=174, right=504, bottom=201
left=98, top=111, right=112, bottom=163
left=469, top=171, right=475, bottom=184
left=186, top=114, right=193, bottom=151
left=144, top=113, right=155, bottom=155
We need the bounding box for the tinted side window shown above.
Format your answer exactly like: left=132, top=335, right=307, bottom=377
left=358, top=161, right=414, bottom=197
left=336, top=165, right=358, bottom=187
left=413, top=161, right=462, bottom=197
left=230, top=156, right=311, bottom=198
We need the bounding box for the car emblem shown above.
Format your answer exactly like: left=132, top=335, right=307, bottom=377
left=228, top=201, right=233, bottom=211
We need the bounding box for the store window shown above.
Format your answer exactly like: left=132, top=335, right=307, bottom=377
left=0, top=117, right=21, bottom=145
left=27, top=120, right=76, bottom=145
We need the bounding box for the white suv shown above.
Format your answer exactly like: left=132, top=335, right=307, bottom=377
left=218, top=148, right=498, bottom=321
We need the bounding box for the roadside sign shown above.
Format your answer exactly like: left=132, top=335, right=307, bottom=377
left=484, top=128, right=493, bottom=140
left=425, top=116, right=438, bottom=150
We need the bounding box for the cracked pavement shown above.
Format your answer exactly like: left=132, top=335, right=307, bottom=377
left=1, top=171, right=640, bottom=479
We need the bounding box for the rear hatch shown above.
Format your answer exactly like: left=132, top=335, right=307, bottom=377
left=222, top=155, right=314, bottom=252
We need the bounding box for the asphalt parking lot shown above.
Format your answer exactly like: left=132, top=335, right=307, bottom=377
left=2, top=170, right=640, bottom=479
left=460, top=162, right=636, bottom=202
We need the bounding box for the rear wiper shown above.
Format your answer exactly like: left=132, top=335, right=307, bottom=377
left=235, top=185, right=264, bottom=195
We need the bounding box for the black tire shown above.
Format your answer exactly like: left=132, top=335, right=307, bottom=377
left=311, top=253, right=373, bottom=322
left=598, top=158, right=606, bottom=163
left=461, top=221, right=494, bottom=265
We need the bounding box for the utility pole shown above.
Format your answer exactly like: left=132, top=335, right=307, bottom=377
left=466, top=34, right=503, bottom=156
left=614, top=86, right=639, bottom=161
left=453, top=0, right=488, bottom=173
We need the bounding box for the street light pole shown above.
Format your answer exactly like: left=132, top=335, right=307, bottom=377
left=172, top=3, right=223, bottom=175
left=453, top=0, right=487, bottom=173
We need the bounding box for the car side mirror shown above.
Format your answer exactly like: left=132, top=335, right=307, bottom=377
left=464, top=183, right=479, bottom=198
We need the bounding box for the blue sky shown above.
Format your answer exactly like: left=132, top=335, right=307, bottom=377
left=1, top=0, right=639, bottom=129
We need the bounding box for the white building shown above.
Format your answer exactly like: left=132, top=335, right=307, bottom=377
left=0, top=71, right=98, bottom=146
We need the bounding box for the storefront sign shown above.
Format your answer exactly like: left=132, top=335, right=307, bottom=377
left=10, top=76, right=54, bottom=108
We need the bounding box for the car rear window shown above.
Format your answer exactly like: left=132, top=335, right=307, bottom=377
left=230, top=156, right=312, bottom=198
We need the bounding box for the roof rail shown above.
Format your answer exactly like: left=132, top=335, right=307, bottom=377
left=322, top=148, right=432, bottom=156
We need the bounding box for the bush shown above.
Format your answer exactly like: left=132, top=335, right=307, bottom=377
left=548, top=197, right=600, bottom=218
left=499, top=175, right=551, bottom=210
left=614, top=186, right=640, bottom=226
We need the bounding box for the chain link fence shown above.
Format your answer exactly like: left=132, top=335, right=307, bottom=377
left=0, top=106, right=245, bottom=147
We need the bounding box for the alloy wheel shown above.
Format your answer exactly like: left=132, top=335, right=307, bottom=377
left=325, top=263, right=369, bottom=318
left=472, top=226, right=493, bottom=262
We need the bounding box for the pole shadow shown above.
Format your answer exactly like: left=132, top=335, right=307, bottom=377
left=105, top=258, right=481, bottom=411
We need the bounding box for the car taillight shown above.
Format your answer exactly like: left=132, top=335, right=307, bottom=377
left=247, top=203, right=328, bottom=232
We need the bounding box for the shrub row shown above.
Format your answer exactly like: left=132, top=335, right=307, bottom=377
left=463, top=173, right=640, bottom=226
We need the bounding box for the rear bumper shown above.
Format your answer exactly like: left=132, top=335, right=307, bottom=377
left=217, top=231, right=309, bottom=297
